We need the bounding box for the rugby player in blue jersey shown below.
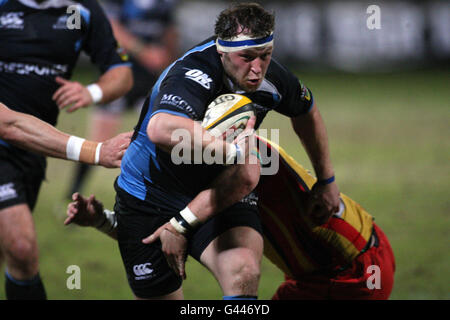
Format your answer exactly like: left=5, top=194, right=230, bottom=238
left=72, top=3, right=339, bottom=300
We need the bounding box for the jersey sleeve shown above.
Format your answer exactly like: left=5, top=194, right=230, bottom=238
left=82, top=0, right=130, bottom=74
left=273, top=63, right=315, bottom=117
left=150, top=64, right=218, bottom=121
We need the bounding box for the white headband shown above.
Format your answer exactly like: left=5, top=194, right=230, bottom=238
left=216, top=33, right=274, bottom=52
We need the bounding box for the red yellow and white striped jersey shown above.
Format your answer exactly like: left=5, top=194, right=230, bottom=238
left=256, top=136, right=374, bottom=278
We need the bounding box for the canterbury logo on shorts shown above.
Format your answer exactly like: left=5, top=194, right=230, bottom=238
left=0, top=183, right=17, bottom=202
left=132, top=263, right=154, bottom=280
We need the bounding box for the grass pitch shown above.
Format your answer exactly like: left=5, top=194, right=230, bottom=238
left=0, top=68, right=448, bottom=300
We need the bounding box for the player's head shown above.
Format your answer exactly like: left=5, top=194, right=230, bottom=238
left=215, top=3, right=275, bottom=92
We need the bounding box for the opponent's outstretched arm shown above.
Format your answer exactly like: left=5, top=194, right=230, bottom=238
left=0, top=102, right=131, bottom=168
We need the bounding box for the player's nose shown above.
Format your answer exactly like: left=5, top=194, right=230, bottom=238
left=250, top=58, right=263, bottom=75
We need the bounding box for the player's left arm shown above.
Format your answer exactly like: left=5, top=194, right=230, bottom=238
left=53, top=0, right=133, bottom=112
left=291, top=103, right=340, bottom=223
left=53, top=66, right=132, bottom=113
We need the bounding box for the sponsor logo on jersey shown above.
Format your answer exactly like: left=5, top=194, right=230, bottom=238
left=184, top=68, right=213, bottom=90
left=0, top=61, right=68, bottom=76
left=0, top=12, right=24, bottom=29
left=160, top=94, right=197, bottom=119
left=0, top=183, right=17, bottom=202
left=132, top=263, right=154, bottom=280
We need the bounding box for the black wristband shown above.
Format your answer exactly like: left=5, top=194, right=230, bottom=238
left=174, top=213, right=194, bottom=237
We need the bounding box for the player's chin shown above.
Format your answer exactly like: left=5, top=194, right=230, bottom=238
left=242, top=81, right=260, bottom=92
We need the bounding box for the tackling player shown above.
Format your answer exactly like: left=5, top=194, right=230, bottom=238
left=104, top=3, right=339, bottom=300
left=65, top=136, right=395, bottom=299
left=256, top=137, right=395, bottom=299
left=0, top=0, right=132, bottom=299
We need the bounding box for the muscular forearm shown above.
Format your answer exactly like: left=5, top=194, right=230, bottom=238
left=148, top=113, right=235, bottom=164
left=0, top=104, right=69, bottom=158
left=96, top=161, right=260, bottom=240
left=291, top=105, right=334, bottom=180
left=0, top=103, right=128, bottom=168
left=292, top=105, right=340, bottom=219
left=165, top=155, right=260, bottom=240
left=187, top=161, right=260, bottom=223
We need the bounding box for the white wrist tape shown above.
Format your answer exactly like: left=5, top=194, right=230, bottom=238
left=87, top=84, right=103, bottom=104
left=66, top=136, right=85, bottom=161
left=170, top=217, right=187, bottom=235
left=95, top=143, right=103, bottom=165
left=180, top=207, right=200, bottom=228
left=96, top=209, right=117, bottom=234
left=66, top=136, right=101, bottom=164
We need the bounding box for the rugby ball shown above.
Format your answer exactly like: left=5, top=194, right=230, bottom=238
left=201, top=94, right=255, bottom=142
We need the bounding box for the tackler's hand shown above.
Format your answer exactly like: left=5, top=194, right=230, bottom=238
left=98, top=131, right=132, bottom=168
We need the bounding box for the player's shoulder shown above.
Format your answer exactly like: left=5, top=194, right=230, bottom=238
left=266, top=57, right=299, bottom=87
left=176, top=37, right=221, bottom=71
left=166, top=37, right=223, bottom=85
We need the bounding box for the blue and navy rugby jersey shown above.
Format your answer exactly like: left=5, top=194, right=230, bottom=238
left=116, top=37, right=314, bottom=214
left=0, top=0, right=130, bottom=126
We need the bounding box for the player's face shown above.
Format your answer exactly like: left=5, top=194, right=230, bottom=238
left=220, top=45, right=273, bottom=92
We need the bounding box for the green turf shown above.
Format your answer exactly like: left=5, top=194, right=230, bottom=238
left=0, top=68, right=448, bottom=299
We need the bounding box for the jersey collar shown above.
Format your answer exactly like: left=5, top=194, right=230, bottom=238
left=223, top=75, right=246, bottom=94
